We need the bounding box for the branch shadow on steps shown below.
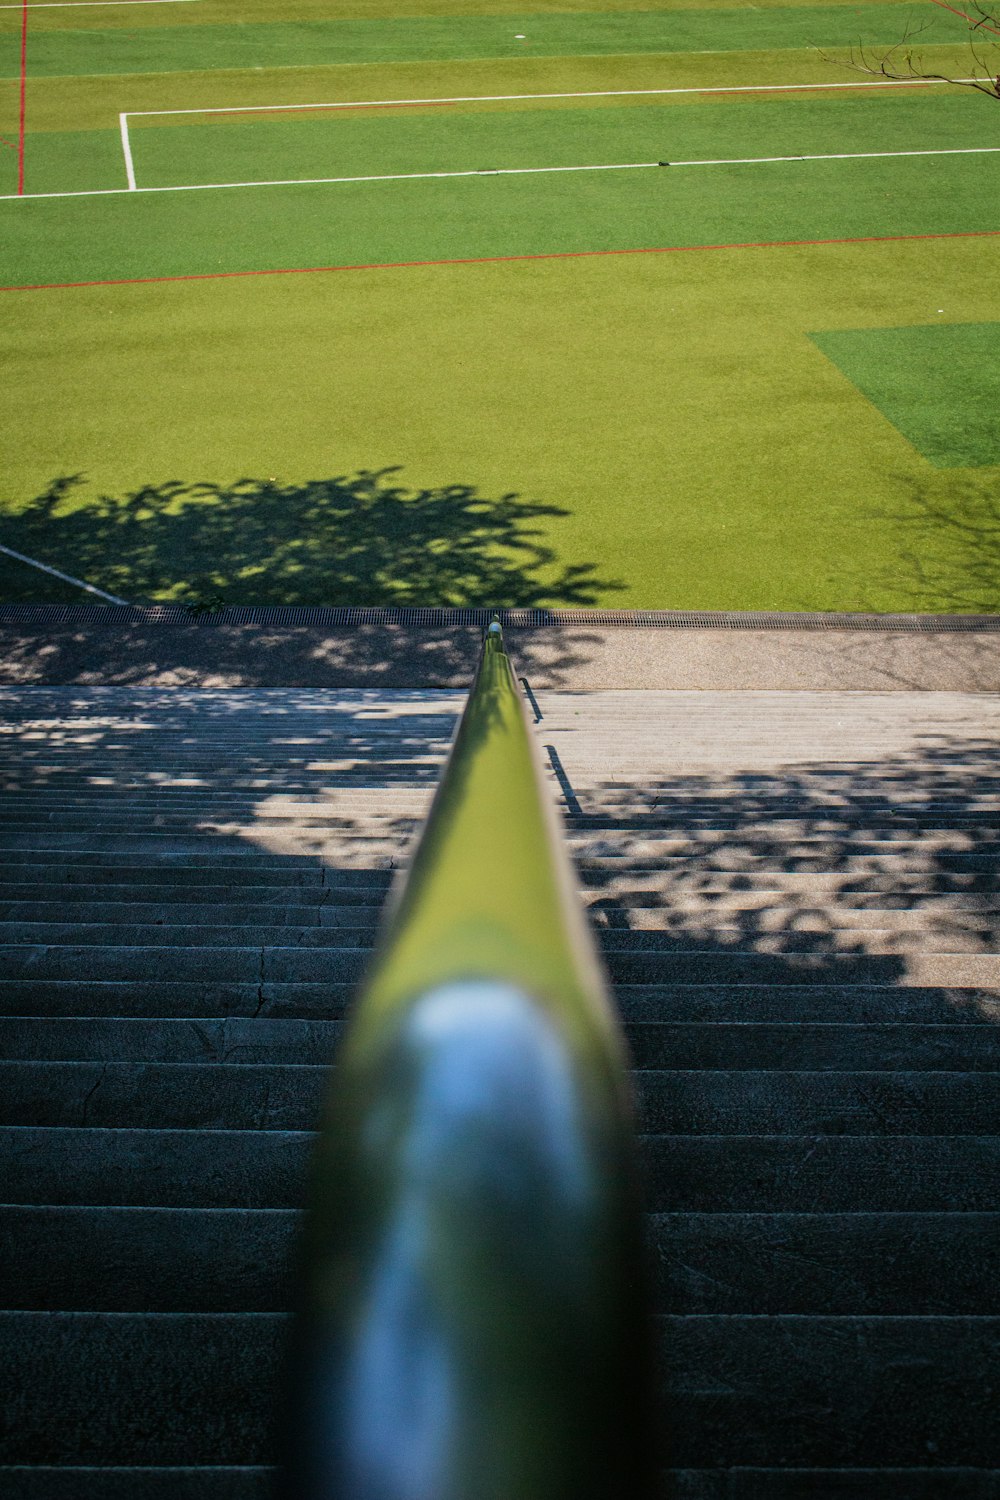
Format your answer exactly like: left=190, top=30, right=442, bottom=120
left=564, top=732, right=1000, bottom=1026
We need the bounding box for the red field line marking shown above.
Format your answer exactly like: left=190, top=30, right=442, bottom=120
left=17, top=0, right=27, bottom=194
left=3, top=227, right=999, bottom=293
left=929, top=0, right=1000, bottom=36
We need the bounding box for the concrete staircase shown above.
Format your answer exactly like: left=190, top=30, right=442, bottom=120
left=1, top=683, right=998, bottom=1498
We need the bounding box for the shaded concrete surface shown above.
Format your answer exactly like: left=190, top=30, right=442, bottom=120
left=1, top=623, right=1000, bottom=690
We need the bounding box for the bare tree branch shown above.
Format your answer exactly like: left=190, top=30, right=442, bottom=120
left=824, top=3, right=1000, bottom=101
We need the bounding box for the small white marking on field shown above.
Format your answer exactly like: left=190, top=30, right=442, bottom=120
left=4, top=144, right=1000, bottom=201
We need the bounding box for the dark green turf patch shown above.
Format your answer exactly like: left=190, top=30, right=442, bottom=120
left=811, top=323, right=1000, bottom=468
left=1, top=6, right=960, bottom=79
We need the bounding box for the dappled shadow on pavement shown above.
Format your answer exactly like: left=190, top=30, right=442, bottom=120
left=0, top=620, right=607, bottom=691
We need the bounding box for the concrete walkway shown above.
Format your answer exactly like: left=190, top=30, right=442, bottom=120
left=1, top=621, right=999, bottom=691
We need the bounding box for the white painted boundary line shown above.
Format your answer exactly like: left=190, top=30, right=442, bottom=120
left=670, top=145, right=1000, bottom=166
left=0, top=543, right=129, bottom=604
left=116, top=77, right=981, bottom=192
left=119, top=111, right=136, bottom=190
left=124, top=77, right=982, bottom=120
left=5, top=144, right=1000, bottom=202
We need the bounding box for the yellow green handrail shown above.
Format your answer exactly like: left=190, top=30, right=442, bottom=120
left=281, top=621, right=652, bottom=1499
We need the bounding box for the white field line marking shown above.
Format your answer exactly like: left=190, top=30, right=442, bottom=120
left=670, top=145, right=1000, bottom=165
left=124, top=77, right=982, bottom=119
left=0, top=543, right=129, bottom=604
left=3, top=161, right=660, bottom=199
left=119, top=111, right=136, bottom=190
left=4, top=143, right=1000, bottom=201
left=115, top=75, right=981, bottom=191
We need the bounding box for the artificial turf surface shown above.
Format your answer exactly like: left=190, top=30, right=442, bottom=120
left=0, top=7, right=963, bottom=76
left=811, top=322, right=1000, bottom=468
left=1, top=0, right=998, bottom=611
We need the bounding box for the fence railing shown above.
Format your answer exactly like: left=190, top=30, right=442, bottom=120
left=281, top=621, right=651, bottom=1499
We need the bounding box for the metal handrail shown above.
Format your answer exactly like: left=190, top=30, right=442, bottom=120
left=281, top=621, right=652, bottom=1499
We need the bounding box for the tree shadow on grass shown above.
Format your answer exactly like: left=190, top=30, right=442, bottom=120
left=834, top=472, right=1000, bottom=617
left=0, top=466, right=625, bottom=610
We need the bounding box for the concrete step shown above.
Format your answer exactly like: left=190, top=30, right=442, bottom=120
left=0, top=1018, right=346, bottom=1064
left=0, top=857, right=390, bottom=886
left=0, top=901, right=385, bottom=928
left=4, top=773, right=996, bottom=805
left=0, top=1469, right=273, bottom=1500
left=4, top=792, right=997, bottom=826
left=1, top=1312, right=997, bottom=1468
left=625, top=1022, right=1000, bottom=1072
left=3, top=1128, right=995, bottom=1212
left=0, top=832, right=409, bottom=858
left=0, top=885, right=379, bottom=909
left=590, top=900, right=1000, bottom=930
left=0, top=981, right=354, bottom=1018
left=0, top=1062, right=328, bottom=1131
left=1, top=1127, right=311, bottom=1208
left=0, top=922, right=381, bottom=949
left=4, top=943, right=998, bottom=989
left=0, top=815, right=416, bottom=838
left=0, top=1206, right=295, bottom=1312
left=670, top=1470, right=1000, bottom=1499
left=573, top=850, right=1000, bottom=874
left=2, top=856, right=992, bottom=899
left=2, top=1063, right=996, bottom=1137
left=606, top=953, right=1000, bottom=987
left=3, top=1016, right=997, bottom=1071
left=3, top=979, right=996, bottom=1024
left=4, top=804, right=996, bottom=845
left=648, top=1213, right=1000, bottom=1316
left=4, top=920, right=994, bottom=954
left=2, top=829, right=998, bottom=868
left=636, top=1071, right=999, bottom=1136
left=7, top=887, right=1000, bottom=921
left=0, top=768, right=443, bottom=787
left=578, top=871, right=1000, bottom=897
left=0, top=870, right=386, bottom=888
left=611, top=985, right=1000, bottom=1025
left=639, top=1137, right=1000, bottom=1213
left=0, top=1312, right=283, bottom=1466
left=660, top=1315, right=1000, bottom=1469
left=0, top=945, right=368, bottom=986
left=6, top=1206, right=998, bottom=1318
left=606, top=927, right=998, bottom=955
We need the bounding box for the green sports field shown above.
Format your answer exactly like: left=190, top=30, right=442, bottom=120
left=2, top=0, right=999, bottom=610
